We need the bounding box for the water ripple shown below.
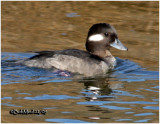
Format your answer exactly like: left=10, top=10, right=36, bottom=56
left=45, top=118, right=90, bottom=123
left=24, top=94, right=80, bottom=100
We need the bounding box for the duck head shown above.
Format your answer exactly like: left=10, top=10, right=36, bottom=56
left=86, top=23, right=128, bottom=57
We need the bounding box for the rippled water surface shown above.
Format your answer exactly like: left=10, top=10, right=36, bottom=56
left=2, top=52, right=159, bottom=123
left=1, top=1, right=159, bottom=123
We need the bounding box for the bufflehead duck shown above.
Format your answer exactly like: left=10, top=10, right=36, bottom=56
left=23, top=23, right=128, bottom=76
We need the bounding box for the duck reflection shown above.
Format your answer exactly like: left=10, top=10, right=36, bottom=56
left=79, top=73, right=123, bottom=101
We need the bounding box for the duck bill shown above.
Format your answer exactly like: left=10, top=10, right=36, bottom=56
left=110, top=39, right=128, bottom=51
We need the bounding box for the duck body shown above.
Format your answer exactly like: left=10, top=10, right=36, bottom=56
left=23, top=49, right=116, bottom=76
left=23, top=23, right=128, bottom=76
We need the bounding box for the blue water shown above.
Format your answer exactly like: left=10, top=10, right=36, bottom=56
left=1, top=52, right=159, bottom=85
left=24, top=94, right=80, bottom=100
left=45, top=118, right=91, bottom=123
left=1, top=52, right=159, bottom=123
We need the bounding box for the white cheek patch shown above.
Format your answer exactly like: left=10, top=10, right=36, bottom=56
left=88, top=34, right=104, bottom=42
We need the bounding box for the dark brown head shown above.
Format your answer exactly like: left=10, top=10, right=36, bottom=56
left=86, top=23, right=128, bottom=56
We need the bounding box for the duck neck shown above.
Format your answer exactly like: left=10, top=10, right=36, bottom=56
left=92, top=50, right=116, bottom=68
left=92, top=50, right=113, bottom=58
left=104, top=50, right=116, bottom=68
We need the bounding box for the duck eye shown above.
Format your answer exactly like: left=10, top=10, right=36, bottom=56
left=105, top=33, right=108, bottom=37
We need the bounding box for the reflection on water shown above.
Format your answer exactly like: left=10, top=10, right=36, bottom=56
left=1, top=52, right=159, bottom=123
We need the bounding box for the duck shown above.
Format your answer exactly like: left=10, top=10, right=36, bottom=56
left=23, top=23, right=128, bottom=76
